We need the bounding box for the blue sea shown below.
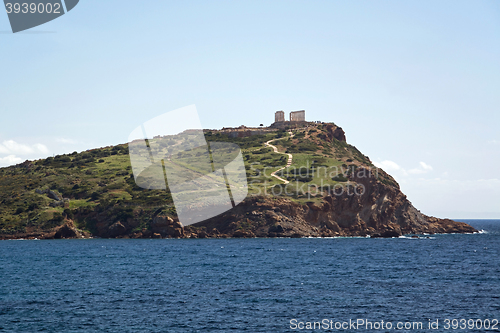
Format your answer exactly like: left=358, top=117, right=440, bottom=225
left=0, top=220, right=499, bottom=332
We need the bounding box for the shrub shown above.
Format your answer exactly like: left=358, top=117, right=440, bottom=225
left=43, top=157, right=54, bottom=165
left=28, top=203, right=39, bottom=211
left=63, top=208, right=74, bottom=219
left=54, top=155, right=71, bottom=163
left=332, top=174, right=348, bottom=182
left=51, top=212, right=64, bottom=223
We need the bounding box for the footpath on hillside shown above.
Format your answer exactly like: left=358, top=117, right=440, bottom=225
left=264, top=132, right=294, bottom=184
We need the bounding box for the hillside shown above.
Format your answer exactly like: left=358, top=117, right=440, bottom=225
left=0, top=122, right=476, bottom=239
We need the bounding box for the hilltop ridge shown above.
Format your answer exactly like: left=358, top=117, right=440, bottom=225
left=0, top=121, right=476, bottom=239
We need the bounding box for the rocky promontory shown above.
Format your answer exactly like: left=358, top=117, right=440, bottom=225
left=183, top=169, right=476, bottom=238
left=0, top=122, right=477, bottom=240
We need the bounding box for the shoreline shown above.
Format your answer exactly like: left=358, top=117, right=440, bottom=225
left=0, top=229, right=483, bottom=241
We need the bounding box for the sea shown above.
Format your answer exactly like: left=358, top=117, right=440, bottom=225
left=0, top=219, right=498, bottom=333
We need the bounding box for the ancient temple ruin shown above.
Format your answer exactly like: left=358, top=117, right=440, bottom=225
left=275, top=111, right=285, bottom=123
left=274, top=110, right=306, bottom=123
left=271, top=110, right=307, bottom=129
left=290, top=110, right=305, bottom=122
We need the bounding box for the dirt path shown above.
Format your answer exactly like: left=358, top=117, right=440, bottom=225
left=264, top=132, right=294, bottom=184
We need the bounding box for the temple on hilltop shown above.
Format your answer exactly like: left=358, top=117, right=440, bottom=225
left=217, top=109, right=312, bottom=137
left=271, top=110, right=308, bottom=129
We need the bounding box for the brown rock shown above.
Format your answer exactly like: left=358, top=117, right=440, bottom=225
left=232, top=230, right=255, bottom=238
left=152, top=216, right=174, bottom=227
left=141, top=229, right=152, bottom=238
left=151, top=216, right=183, bottom=237
left=332, top=127, right=346, bottom=142
left=54, top=224, right=78, bottom=239
left=325, top=124, right=346, bottom=142
left=171, top=228, right=183, bottom=238
left=268, top=224, right=284, bottom=233
left=108, top=222, right=127, bottom=238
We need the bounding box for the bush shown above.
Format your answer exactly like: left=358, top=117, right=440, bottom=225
left=253, top=147, right=273, bottom=154
left=332, top=174, right=348, bottom=182
left=43, top=157, right=54, bottom=165
left=63, top=208, right=74, bottom=219
left=51, top=212, right=64, bottom=223
left=54, top=155, right=71, bottom=163
left=28, top=203, right=39, bottom=211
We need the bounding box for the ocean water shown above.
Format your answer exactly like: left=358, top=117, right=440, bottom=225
left=0, top=220, right=498, bottom=333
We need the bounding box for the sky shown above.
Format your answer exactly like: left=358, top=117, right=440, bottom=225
left=0, top=0, right=499, bottom=218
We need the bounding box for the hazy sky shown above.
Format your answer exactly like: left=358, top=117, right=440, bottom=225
left=1, top=0, right=499, bottom=218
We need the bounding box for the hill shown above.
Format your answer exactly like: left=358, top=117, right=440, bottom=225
left=0, top=122, right=476, bottom=239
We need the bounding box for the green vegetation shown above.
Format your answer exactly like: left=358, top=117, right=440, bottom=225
left=0, top=123, right=398, bottom=235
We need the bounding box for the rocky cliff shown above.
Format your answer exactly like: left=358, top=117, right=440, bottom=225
left=0, top=122, right=477, bottom=239
left=183, top=168, right=476, bottom=238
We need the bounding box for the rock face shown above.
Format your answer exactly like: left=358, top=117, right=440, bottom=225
left=151, top=216, right=184, bottom=238
left=0, top=120, right=480, bottom=242
left=35, top=188, right=63, bottom=200
left=325, top=124, right=346, bottom=142
left=0, top=220, right=89, bottom=240
left=51, top=221, right=89, bottom=239
left=54, top=223, right=78, bottom=239
left=2, top=168, right=477, bottom=240
left=108, top=221, right=127, bottom=238
left=35, top=188, right=70, bottom=208
left=191, top=168, right=476, bottom=238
